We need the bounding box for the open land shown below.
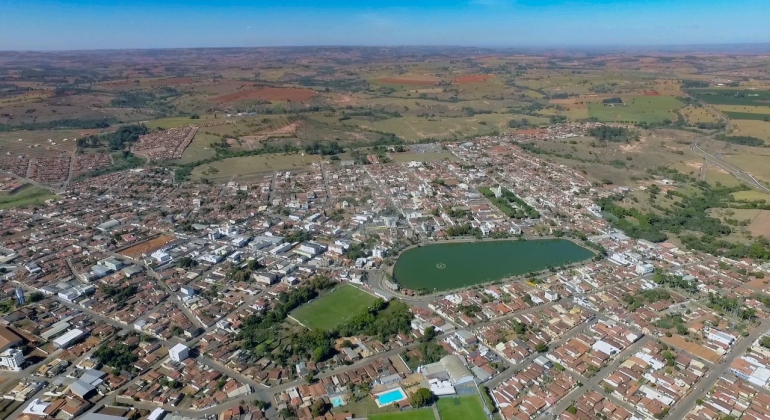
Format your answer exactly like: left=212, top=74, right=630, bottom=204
left=190, top=153, right=318, bottom=182
left=290, top=285, right=379, bottom=331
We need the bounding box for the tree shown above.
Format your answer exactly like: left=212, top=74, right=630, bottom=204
left=410, top=388, right=434, bottom=408
left=421, top=326, right=437, bottom=343
left=535, top=343, right=548, bottom=353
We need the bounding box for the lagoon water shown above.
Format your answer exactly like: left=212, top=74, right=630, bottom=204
left=393, top=239, right=594, bottom=291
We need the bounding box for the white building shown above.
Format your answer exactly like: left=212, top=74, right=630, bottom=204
left=53, top=329, right=86, bottom=349
left=0, top=348, right=25, bottom=371
left=706, top=328, right=737, bottom=346
left=169, top=343, right=190, bottom=363
left=636, top=263, right=655, bottom=275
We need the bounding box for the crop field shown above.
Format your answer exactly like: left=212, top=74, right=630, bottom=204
left=0, top=186, right=57, bottom=209
left=177, top=132, right=219, bottom=163
left=687, top=88, right=770, bottom=106
left=369, top=410, right=436, bottom=420
left=290, top=285, right=379, bottom=331
left=437, top=395, right=486, bottom=420
left=587, top=96, right=683, bottom=123
left=190, top=153, right=318, bottom=182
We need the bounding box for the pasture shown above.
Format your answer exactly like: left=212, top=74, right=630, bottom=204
left=680, top=106, right=720, bottom=124
left=290, top=285, right=379, bottom=331
left=437, top=395, right=486, bottom=420
left=587, top=96, right=683, bottom=123
left=728, top=123, right=770, bottom=145
left=726, top=153, right=770, bottom=182
left=190, top=153, right=317, bottom=182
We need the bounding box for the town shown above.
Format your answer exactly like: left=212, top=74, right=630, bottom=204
left=0, top=122, right=768, bottom=420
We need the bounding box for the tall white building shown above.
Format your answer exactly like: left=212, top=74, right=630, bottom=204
left=169, top=343, right=190, bottom=363
left=0, top=348, right=25, bottom=371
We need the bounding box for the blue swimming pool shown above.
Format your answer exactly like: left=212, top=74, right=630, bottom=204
left=331, top=396, right=344, bottom=407
left=376, top=388, right=406, bottom=405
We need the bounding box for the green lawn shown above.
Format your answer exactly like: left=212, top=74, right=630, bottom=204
left=290, top=285, right=379, bottom=331
left=0, top=186, right=57, bottom=209
left=370, top=409, right=437, bottom=420
left=437, top=396, right=487, bottom=420
left=588, top=96, right=683, bottom=123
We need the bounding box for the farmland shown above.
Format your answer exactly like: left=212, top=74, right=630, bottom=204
left=587, top=96, right=684, bottom=123
left=290, top=285, right=379, bottom=331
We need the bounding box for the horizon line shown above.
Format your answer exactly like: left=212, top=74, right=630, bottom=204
left=2, top=42, right=770, bottom=54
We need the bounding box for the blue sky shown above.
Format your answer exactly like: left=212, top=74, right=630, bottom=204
left=1, top=0, right=768, bottom=50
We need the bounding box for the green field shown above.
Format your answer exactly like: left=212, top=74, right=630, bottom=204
left=437, top=396, right=487, bottom=420
left=0, top=186, right=58, bottom=209
left=370, top=409, right=437, bottom=420
left=723, top=112, right=770, bottom=121
left=588, top=96, right=683, bottom=123
left=290, top=285, right=379, bottom=331
left=687, top=89, right=770, bottom=106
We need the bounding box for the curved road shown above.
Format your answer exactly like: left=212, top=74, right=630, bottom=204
left=691, top=138, right=770, bottom=193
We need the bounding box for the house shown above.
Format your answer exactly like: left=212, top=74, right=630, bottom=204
left=706, top=328, right=736, bottom=346
left=0, top=326, right=23, bottom=351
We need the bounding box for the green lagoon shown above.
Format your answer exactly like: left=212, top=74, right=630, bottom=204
left=393, top=239, right=594, bottom=291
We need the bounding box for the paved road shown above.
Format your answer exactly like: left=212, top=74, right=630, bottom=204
left=666, top=319, right=770, bottom=420
left=692, top=138, right=770, bottom=193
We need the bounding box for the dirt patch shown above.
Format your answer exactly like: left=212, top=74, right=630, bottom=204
left=662, top=335, right=721, bottom=363
left=749, top=210, right=770, bottom=237
left=120, top=235, right=177, bottom=260
left=643, top=91, right=661, bottom=96
left=376, top=77, right=440, bottom=86
left=211, top=87, right=317, bottom=104
left=239, top=122, right=301, bottom=149
left=453, top=74, right=494, bottom=84
left=334, top=94, right=357, bottom=106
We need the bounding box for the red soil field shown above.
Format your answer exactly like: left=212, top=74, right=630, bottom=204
left=211, top=87, right=318, bottom=103
left=453, top=74, right=494, bottom=84
left=377, top=78, right=439, bottom=86
left=643, top=91, right=661, bottom=96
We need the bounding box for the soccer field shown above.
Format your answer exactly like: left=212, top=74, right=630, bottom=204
left=437, top=395, right=487, bottom=420
left=290, top=285, right=379, bottom=331
left=369, top=409, right=437, bottom=420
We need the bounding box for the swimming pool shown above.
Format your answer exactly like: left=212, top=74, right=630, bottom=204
left=331, top=396, right=344, bottom=407
left=375, top=388, right=407, bottom=406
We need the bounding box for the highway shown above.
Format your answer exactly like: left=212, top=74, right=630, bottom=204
left=691, top=138, right=770, bottom=193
